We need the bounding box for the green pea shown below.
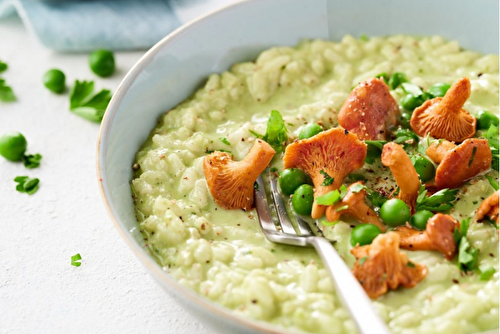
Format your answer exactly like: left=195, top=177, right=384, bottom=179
left=380, top=198, right=410, bottom=227
left=477, top=110, right=499, bottom=130
left=400, top=94, right=424, bottom=111
left=411, top=210, right=434, bottom=230
left=0, top=132, right=27, bottom=161
left=89, top=49, right=115, bottom=77
left=350, top=224, right=382, bottom=247
left=43, top=69, right=66, bottom=94
left=292, top=184, right=314, bottom=216
left=411, top=155, right=436, bottom=182
left=279, top=168, right=312, bottom=196
left=399, top=111, right=412, bottom=129
left=298, top=123, right=323, bottom=140
left=428, top=83, right=451, bottom=97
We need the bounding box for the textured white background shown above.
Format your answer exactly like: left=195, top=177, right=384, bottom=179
left=0, top=1, right=236, bottom=332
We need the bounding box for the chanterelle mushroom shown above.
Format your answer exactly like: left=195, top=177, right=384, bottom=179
left=338, top=78, right=400, bottom=140
left=475, top=190, right=499, bottom=226
left=394, top=213, right=459, bottom=260
left=351, top=232, right=428, bottom=299
left=325, top=182, right=386, bottom=231
left=430, top=138, right=492, bottom=189
left=426, top=140, right=458, bottom=164
left=203, top=139, right=275, bottom=210
left=381, top=142, right=420, bottom=212
left=410, top=77, right=476, bottom=142
left=283, top=128, right=367, bottom=219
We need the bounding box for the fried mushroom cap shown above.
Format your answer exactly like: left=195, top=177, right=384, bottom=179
left=325, top=182, right=386, bottom=231
left=381, top=142, right=420, bottom=213
left=338, top=78, right=400, bottom=140
left=434, top=138, right=491, bottom=189
left=426, top=140, right=457, bottom=164
left=283, top=128, right=367, bottom=219
left=395, top=213, right=459, bottom=260
left=410, top=77, right=476, bottom=142
left=475, top=190, right=499, bottom=226
left=203, top=139, right=275, bottom=210
left=351, top=232, right=428, bottom=299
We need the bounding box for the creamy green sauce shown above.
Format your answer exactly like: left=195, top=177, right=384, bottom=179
left=132, top=35, right=499, bottom=334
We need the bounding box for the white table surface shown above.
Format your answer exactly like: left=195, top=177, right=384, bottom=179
left=0, top=2, right=236, bottom=332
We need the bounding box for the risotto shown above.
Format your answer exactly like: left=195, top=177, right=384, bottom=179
left=131, top=35, right=499, bottom=334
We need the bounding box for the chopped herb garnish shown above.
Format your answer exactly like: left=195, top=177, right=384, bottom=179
left=14, top=176, right=40, bottom=195
left=479, top=265, right=495, bottom=280
left=401, top=82, right=424, bottom=97
left=365, top=140, right=387, bottom=164
left=23, top=153, right=42, bottom=169
left=485, top=175, right=499, bottom=190
left=350, top=183, right=366, bottom=193
left=375, top=72, right=389, bottom=85
left=484, top=125, right=499, bottom=170
left=406, top=261, right=416, bottom=268
left=69, top=80, right=112, bottom=122
left=270, top=167, right=278, bottom=173
left=388, top=72, right=408, bottom=90
left=348, top=173, right=367, bottom=182
left=416, top=186, right=458, bottom=212
left=359, top=34, right=369, bottom=41
left=219, top=137, right=231, bottom=146
left=393, top=128, right=418, bottom=148
left=458, top=236, right=479, bottom=272
left=205, top=149, right=232, bottom=154
left=316, top=190, right=341, bottom=206
left=366, top=189, right=388, bottom=208
left=321, top=220, right=339, bottom=226
left=468, top=146, right=477, bottom=167
left=320, top=170, right=334, bottom=186
left=253, top=182, right=259, bottom=191
left=339, top=184, right=348, bottom=198
left=71, top=253, right=82, bottom=267
left=358, top=256, right=368, bottom=265
left=250, top=110, right=288, bottom=152
left=0, top=78, right=16, bottom=102
left=335, top=205, right=349, bottom=212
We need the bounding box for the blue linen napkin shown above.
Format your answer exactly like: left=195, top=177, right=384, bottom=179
left=0, top=0, right=182, bottom=51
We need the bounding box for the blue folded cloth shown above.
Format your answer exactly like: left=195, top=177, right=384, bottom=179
left=0, top=0, right=182, bottom=51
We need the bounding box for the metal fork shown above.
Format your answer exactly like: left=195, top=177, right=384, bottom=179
left=254, top=171, right=390, bottom=334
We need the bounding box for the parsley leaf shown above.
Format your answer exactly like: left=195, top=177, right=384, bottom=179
left=366, top=189, right=388, bottom=208
left=406, top=261, right=416, bottom=268
left=69, top=80, right=112, bottom=122
left=14, top=176, right=40, bottom=195
left=0, top=60, right=7, bottom=73
left=320, top=170, right=334, bottom=186
left=485, top=125, right=499, bottom=170
left=0, top=78, right=16, bottom=102
left=416, top=186, right=458, bottom=212
left=336, top=204, right=349, bottom=212
left=358, top=256, right=368, bottom=265
left=393, top=128, right=418, bottom=148
left=388, top=72, right=408, bottom=90
left=375, top=72, right=389, bottom=85
left=350, top=183, right=367, bottom=193
left=251, top=110, right=288, bottom=153
left=23, top=153, right=42, bottom=169
left=365, top=140, right=387, bottom=164
left=347, top=173, right=367, bottom=182
left=219, top=137, right=231, bottom=146
left=71, top=253, right=82, bottom=267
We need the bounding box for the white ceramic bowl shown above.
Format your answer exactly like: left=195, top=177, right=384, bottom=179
left=97, top=0, right=499, bottom=333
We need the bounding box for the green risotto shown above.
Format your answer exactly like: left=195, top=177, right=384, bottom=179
left=131, top=35, right=499, bottom=334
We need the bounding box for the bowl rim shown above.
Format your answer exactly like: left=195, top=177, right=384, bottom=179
left=96, top=0, right=301, bottom=333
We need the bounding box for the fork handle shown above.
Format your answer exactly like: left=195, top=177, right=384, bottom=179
left=309, top=237, right=391, bottom=334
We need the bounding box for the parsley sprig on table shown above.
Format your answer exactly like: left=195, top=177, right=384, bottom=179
left=69, top=80, right=112, bottom=122
left=14, top=176, right=40, bottom=195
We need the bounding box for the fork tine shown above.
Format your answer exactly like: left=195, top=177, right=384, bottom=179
left=295, top=216, right=315, bottom=236
left=254, top=175, right=276, bottom=231
left=269, top=175, right=297, bottom=234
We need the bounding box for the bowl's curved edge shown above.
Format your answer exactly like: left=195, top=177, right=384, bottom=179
left=95, top=0, right=302, bottom=333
